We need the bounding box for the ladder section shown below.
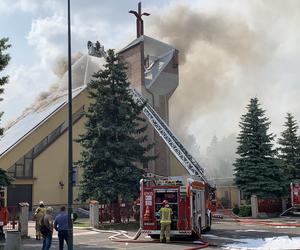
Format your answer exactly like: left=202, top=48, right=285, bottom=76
left=130, top=88, right=207, bottom=182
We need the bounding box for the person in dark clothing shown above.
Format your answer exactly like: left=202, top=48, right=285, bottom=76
left=54, top=206, right=68, bottom=250
left=41, top=207, right=54, bottom=250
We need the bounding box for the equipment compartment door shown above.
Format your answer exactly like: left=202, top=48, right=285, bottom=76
left=193, top=190, right=206, bottom=230
left=199, top=190, right=206, bottom=228
left=154, top=189, right=179, bottom=230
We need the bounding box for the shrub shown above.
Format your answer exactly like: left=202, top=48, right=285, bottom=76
left=239, top=205, right=252, bottom=217
left=232, top=204, right=240, bottom=215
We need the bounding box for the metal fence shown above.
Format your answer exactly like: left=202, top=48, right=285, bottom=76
left=258, top=198, right=282, bottom=213
left=30, top=202, right=140, bottom=224
left=31, top=203, right=89, bottom=220
left=99, top=202, right=138, bottom=224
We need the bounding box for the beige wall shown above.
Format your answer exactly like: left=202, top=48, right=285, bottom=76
left=0, top=89, right=88, bottom=171
left=169, top=151, right=188, bottom=176
left=119, top=43, right=144, bottom=93
left=32, top=117, right=85, bottom=206
left=216, top=186, right=240, bottom=208
left=1, top=89, right=89, bottom=206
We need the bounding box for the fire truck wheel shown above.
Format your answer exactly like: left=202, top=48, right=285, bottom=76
left=205, top=214, right=211, bottom=232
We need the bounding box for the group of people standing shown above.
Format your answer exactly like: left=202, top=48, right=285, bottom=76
left=33, top=201, right=69, bottom=250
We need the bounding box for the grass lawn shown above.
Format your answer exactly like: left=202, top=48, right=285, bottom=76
left=73, top=218, right=90, bottom=228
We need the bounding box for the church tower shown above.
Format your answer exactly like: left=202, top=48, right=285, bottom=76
left=119, top=3, right=179, bottom=176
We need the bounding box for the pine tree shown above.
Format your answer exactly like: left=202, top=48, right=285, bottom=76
left=0, top=38, right=11, bottom=135
left=0, top=38, right=13, bottom=187
left=278, top=113, right=300, bottom=180
left=0, top=169, right=14, bottom=186
left=234, top=98, right=283, bottom=198
left=77, top=50, right=154, bottom=206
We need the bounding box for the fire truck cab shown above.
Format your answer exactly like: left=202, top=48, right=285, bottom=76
left=140, top=175, right=211, bottom=238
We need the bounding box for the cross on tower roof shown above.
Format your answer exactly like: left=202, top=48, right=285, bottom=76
left=129, top=2, right=150, bottom=38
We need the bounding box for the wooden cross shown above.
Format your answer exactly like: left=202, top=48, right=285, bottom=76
left=129, top=2, right=150, bottom=38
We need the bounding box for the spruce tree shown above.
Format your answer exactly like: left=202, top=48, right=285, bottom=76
left=77, top=50, right=154, bottom=206
left=0, top=169, right=14, bottom=186
left=278, top=113, right=300, bottom=180
left=0, top=38, right=13, bottom=186
left=0, top=38, right=11, bottom=135
left=234, top=98, right=283, bottom=198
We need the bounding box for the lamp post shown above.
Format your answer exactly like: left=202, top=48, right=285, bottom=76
left=67, top=0, right=73, bottom=249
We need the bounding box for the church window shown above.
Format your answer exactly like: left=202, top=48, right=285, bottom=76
left=7, top=106, right=85, bottom=179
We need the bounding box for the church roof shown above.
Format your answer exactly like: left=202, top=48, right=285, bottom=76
left=118, top=36, right=144, bottom=54
left=0, top=54, right=104, bottom=158
left=118, top=35, right=175, bottom=54
left=0, top=86, right=85, bottom=157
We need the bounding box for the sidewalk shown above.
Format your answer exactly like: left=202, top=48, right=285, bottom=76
left=0, top=221, right=103, bottom=250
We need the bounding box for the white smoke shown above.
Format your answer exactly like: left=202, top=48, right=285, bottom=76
left=52, top=52, right=83, bottom=78
left=148, top=1, right=300, bottom=177
left=5, top=52, right=103, bottom=130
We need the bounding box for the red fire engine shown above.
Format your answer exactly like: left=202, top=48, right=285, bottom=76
left=140, top=175, right=212, bottom=238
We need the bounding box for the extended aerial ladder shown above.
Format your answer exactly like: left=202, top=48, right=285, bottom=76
left=87, top=41, right=208, bottom=183
left=130, top=89, right=207, bottom=183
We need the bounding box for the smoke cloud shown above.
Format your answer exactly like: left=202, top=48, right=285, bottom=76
left=148, top=1, right=300, bottom=177
left=25, top=53, right=84, bottom=111
left=52, top=52, right=83, bottom=78
left=5, top=52, right=103, bottom=130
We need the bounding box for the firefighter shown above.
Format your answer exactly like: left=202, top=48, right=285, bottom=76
left=33, top=201, right=46, bottom=240
left=159, top=199, right=173, bottom=243
left=0, top=201, right=9, bottom=241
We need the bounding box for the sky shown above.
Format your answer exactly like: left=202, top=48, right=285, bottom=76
left=1, top=0, right=300, bottom=177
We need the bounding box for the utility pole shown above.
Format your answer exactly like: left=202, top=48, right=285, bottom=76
left=67, top=0, right=73, bottom=249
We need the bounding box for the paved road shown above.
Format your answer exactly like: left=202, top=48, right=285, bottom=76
left=17, top=218, right=300, bottom=249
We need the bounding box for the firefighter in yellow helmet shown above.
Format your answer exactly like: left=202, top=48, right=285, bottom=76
left=159, top=200, right=173, bottom=243
left=33, top=201, right=46, bottom=240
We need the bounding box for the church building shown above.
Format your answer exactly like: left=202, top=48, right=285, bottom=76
left=0, top=30, right=189, bottom=208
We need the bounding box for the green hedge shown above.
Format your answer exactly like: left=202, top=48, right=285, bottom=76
left=232, top=204, right=240, bottom=215
left=239, top=205, right=252, bottom=217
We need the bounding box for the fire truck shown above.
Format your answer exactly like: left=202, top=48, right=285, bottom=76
left=291, top=182, right=300, bottom=207
left=88, top=44, right=213, bottom=235
left=281, top=181, right=300, bottom=217
left=140, top=175, right=212, bottom=238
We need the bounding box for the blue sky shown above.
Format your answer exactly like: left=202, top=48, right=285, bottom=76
left=0, top=0, right=173, bottom=121
left=1, top=0, right=300, bottom=159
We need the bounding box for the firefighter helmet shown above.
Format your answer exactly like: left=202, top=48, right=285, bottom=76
left=162, top=200, right=169, bottom=206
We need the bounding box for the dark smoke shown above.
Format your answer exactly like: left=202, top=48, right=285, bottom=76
left=147, top=1, right=299, bottom=177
